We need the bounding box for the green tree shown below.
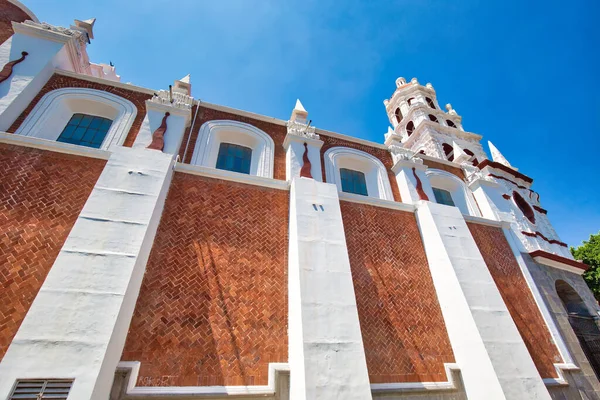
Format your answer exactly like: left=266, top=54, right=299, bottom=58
left=571, top=232, right=600, bottom=300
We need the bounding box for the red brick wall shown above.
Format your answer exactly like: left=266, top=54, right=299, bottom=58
left=179, top=106, right=287, bottom=180
left=467, top=222, right=562, bottom=379
left=321, top=136, right=402, bottom=202
left=340, top=201, right=455, bottom=383
left=0, top=0, right=31, bottom=45
left=0, top=144, right=105, bottom=359
left=121, top=173, right=289, bottom=386
left=7, top=74, right=151, bottom=147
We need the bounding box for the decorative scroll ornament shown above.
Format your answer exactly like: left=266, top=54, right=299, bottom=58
left=0, top=51, right=28, bottom=84
left=412, top=167, right=429, bottom=201
left=300, top=143, right=313, bottom=179
left=147, top=112, right=170, bottom=151
left=388, top=144, right=423, bottom=165
left=286, top=119, right=319, bottom=140
left=150, top=90, right=193, bottom=110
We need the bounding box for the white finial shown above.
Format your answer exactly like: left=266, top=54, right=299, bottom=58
left=445, top=103, right=452, bottom=111
left=173, top=74, right=192, bottom=95
left=74, top=18, right=96, bottom=39
left=411, top=77, right=418, bottom=84
left=396, top=77, right=407, bottom=87
left=452, top=141, right=470, bottom=164
left=488, top=141, right=517, bottom=170
left=291, top=99, right=308, bottom=122
left=180, top=74, right=191, bottom=84
left=383, top=99, right=389, bottom=107
left=426, top=83, right=433, bottom=89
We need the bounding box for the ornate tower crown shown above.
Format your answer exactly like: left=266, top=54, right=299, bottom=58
left=383, top=77, right=487, bottom=167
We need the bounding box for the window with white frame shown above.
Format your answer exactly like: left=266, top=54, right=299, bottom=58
left=340, top=168, right=368, bottom=196
left=324, top=147, right=394, bottom=201
left=191, top=120, right=274, bottom=178
left=432, top=187, right=455, bottom=206
left=426, top=169, right=480, bottom=216
left=216, top=142, right=252, bottom=174
left=14, top=88, right=137, bottom=150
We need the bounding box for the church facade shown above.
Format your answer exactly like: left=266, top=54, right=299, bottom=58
left=0, top=2, right=599, bottom=399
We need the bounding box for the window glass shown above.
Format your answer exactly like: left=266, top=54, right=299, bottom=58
left=57, top=113, right=113, bottom=149
left=340, top=168, right=368, bottom=196
left=216, top=142, right=252, bottom=174
left=426, top=97, right=436, bottom=109
left=433, top=187, right=455, bottom=206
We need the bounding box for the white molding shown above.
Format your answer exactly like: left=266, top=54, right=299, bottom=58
left=190, top=120, right=275, bottom=179
left=116, top=362, right=290, bottom=397
left=339, top=191, right=415, bottom=213
left=7, top=0, right=39, bottom=22
left=532, top=255, right=586, bottom=276
left=324, top=146, right=394, bottom=201
left=463, top=215, right=509, bottom=228
left=543, top=363, right=580, bottom=386
left=0, top=132, right=110, bottom=160
left=12, top=21, right=72, bottom=44
left=282, top=133, right=323, bottom=151
left=175, top=162, right=289, bottom=191
left=371, top=363, right=461, bottom=393
left=55, top=70, right=156, bottom=96
left=14, top=87, right=137, bottom=150
left=417, top=152, right=461, bottom=168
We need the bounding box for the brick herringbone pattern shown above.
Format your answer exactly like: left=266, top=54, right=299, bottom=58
left=121, top=173, right=288, bottom=386
left=0, top=144, right=104, bottom=360
left=7, top=74, right=151, bottom=147
left=467, top=222, right=562, bottom=379
left=340, top=201, right=455, bottom=383
left=0, top=0, right=30, bottom=45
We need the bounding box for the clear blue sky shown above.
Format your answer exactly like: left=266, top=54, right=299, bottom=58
left=24, top=0, right=599, bottom=247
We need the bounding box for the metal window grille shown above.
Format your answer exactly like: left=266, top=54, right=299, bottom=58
left=9, top=379, right=73, bottom=400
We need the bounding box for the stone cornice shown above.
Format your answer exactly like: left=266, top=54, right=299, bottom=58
left=530, top=250, right=588, bottom=274
left=478, top=159, right=533, bottom=184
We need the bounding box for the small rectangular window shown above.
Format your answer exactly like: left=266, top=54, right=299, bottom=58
left=433, top=187, right=455, bottom=207
left=216, top=143, right=252, bottom=174
left=340, top=168, right=368, bottom=196
left=9, top=379, right=73, bottom=399
left=57, top=113, right=113, bottom=149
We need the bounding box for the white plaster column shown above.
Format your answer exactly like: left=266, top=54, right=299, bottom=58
left=469, top=177, right=509, bottom=220
left=0, top=22, right=72, bottom=130
left=0, top=147, right=175, bottom=400
left=415, top=201, right=551, bottom=400
left=288, top=177, right=372, bottom=400
left=391, top=159, right=434, bottom=204
left=283, top=134, right=323, bottom=181
left=133, top=97, right=192, bottom=155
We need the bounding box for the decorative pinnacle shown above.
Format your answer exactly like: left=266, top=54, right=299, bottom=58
left=488, top=141, right=517, bottom=170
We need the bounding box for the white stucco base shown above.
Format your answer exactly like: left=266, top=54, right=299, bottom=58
left=415, top=201, right=551, bottom=400
left=287, top=177, right=372, bottom=400
left=0, top=147, right=175, bottom=400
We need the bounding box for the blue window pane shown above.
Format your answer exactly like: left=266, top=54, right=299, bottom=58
left=216, top=143, right=252, bottom=174
left=57, top=114, right=113, bottom=149
left=340, top=168, right=368, bottom=196
left=433, top=188, right=455, bottom=206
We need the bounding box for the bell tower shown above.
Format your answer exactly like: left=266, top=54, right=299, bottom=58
left=383, top=77, right=486, bottom=167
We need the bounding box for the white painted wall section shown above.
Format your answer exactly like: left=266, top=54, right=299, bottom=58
left=288, top=177, right=372, bottom=400
left=415, top=201, right=551, bottom=400
left=0, top=147, right=175, bottom=400
left=133, top=100, right=190, bottom=155
left=391, top=161, right=433, bottom=204
left=283, top=134, right=323, bottom=181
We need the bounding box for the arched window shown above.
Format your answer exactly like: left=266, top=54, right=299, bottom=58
left=428, top=114, right=438, bottom=123
left=216, top=143, right=252, bottom=174
left=446, top=120, right=456, bottom=128
left=463, top=149, right=479, bottom=166
left=394, top=107, right=403, bottom=123
left=426, top=169, right=480, bottom=216
left=57, top=114, right=113, bottom=149
left=418, top=150, right=426, bottom=155
left=14, top=88, right=137, bottom=150
left=340, top=168, right=368, bottom=196
left=324, top=147, right=394, bottom=201
left=442, top=143, right=454, bottom=161
left=513, top=191, right=535, bottom=224
left=406, top=121, right=415, bottom=136
left=191, top=120, right=275, bottom=178
left=556, top=280, right=600, bottom=379
left=426, top=97, right=436, bottom=109
left=407, top=97, right=415, bottom=106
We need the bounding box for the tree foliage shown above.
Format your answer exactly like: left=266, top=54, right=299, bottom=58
left=571, top=232, right=600, bottom=300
